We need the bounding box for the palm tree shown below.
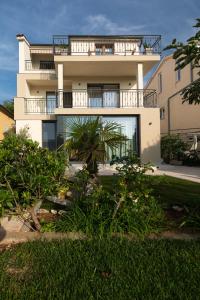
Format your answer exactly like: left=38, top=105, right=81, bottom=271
left=64, top=117, right=127, bottom=176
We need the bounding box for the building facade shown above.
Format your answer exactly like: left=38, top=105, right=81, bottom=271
left=0, top=105, right=14, bottom=141
left=14, top=34, right=161, bottom=163
left=146, top=54, right=200, bottom=139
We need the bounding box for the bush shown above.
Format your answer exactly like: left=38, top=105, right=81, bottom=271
left=54, top=155, right=164, bottom=237
left=161, top=134, right=187, bottom=163
left=0, top=131, right=68, bottom=213
left=0, top=189, right=14, bottom=217
left=183, top=150, right=200, bottom=166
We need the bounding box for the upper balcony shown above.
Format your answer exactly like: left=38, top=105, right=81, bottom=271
left=53, top=35, right=161, bottom=77
left=52, top=35, right=161, bottom=56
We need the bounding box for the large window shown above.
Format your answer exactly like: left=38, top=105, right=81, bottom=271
left=57, top=115, right=138, bottom=159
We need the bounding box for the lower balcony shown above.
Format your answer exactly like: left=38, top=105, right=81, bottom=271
left=24, top=89, right=157, bottom=114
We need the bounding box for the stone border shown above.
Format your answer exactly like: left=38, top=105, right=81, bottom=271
left=1, top=230, right=200, bottom=246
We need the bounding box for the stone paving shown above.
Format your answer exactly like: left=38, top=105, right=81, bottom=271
left=71, top=162, right=200, bottom=183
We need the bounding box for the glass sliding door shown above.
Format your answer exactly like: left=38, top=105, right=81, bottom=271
left=103, top=85, right=119, bottom=108
left=102, top=116, right=138, bottom=159
left=87, top=84, right=119, bottom=108
left=56, top=115, right=138, bottom=159
left=42, top=121, right=56, bottom=150
left=46, top=92, right=57, bottom=114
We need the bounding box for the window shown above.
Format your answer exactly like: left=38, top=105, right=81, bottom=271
left=63, top=92, right=72, bottom=108
left=95, top=43, right=114, bottom=55
left=87, top=84, right=119, bottom=107
left=40, top=61, right=55, bottom=70
left=57, top=115, right=139, bottom=159
left=158, top=73, right=162, bottom=93
left=176, top=68, right=181, bottom=81
left=42, top=121, right=56, bottom=150
left=160, top=107, right=165, bottom=120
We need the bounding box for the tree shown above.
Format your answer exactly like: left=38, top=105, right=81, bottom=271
left=2, top=99, right=14, bottom=115
left=164, top=18, right=200, bottom=104
left=64, top=117, right=127, bottom=175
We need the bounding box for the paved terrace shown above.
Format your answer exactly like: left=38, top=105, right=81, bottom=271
left=71, top=163, right=200, bottom=183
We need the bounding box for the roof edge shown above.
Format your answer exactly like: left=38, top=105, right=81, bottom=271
left=0, top=105, right=14, bottom=119
left=145, top=54, right=173, bottom=88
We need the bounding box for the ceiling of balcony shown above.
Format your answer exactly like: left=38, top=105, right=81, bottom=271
left=54, top=55, right=160, bottom=77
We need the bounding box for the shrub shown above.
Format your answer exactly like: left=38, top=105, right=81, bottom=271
left=0, top=189, right=14, bottom=217
left=183, top=150, right=200, bottom=166
left=0, top=131, right=68, bottom=213
left=54, top=155, right=165, bottom=237
left=161, top=134, right=187, bottom=163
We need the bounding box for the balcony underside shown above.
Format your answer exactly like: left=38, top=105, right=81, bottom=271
left=54, top=56, right=160, bottom=77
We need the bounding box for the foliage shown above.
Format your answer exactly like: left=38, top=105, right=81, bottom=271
left=64, top=117, right=127, bottom=175
left=55, top=155, right=164, bottom=237
left=164, top=18, right=200, bottom=104
left=0, top=189, right=14, bottom=217
left=2, top=99, right=14, bottom=115
left=183, top=150, right=200, bottom=166
left=0, top=130, right=68, bottom=213
left=161, top=134, right=187, bottom=163
left=1, top=239, right=200, bottom=299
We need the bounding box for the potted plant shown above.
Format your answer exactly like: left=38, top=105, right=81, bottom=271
left=143, top=42, right=153, bottom=55
left=59, top=44, right=68, bottom=55
left=58, top=186, right=69, bottom=201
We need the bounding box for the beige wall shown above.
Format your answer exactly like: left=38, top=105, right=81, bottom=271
left=146, top=55, right=200, bottom=135
left=0, top=111, right=14, bottom=140
left=16, top=120, right=42, bottom=146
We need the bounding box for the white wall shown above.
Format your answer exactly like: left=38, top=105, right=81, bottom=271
left=18, top=40, right=31, bottom=73
left=16, top=120, right=42, bottom=146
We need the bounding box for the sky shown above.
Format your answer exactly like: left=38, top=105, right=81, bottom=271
left=0, top=0, right=199, bottom=103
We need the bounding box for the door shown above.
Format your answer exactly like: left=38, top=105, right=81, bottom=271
left=42, top=121, right=56, bottom=150
left=46, top=92, right=57, bottom=114
left=87, top=84, right=119, bottom=108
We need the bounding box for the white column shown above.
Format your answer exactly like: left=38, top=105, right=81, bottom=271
left=137, top=63, right=144, bottom=106
left=58, top=63, right=64, bottom=108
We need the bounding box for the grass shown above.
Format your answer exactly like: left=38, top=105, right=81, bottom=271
left=100, top=175, right=200, bottom=209
left=0, top=238, right=200, bottom=299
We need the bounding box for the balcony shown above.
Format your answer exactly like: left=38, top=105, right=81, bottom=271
left=24, top=89, right=157, bottom=114
left=25, top=60, right=55, bottom=71
left=53, top=35, right=161, bottom=56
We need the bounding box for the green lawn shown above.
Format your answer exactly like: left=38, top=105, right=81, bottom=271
left=0, top=238, right=200, bottom=299
left=100, top=175, right=200, bottom=209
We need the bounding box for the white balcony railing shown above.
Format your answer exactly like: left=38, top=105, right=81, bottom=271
left=24, top=89, right=157, bottom=114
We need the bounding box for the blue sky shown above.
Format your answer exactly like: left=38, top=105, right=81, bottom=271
left=0, top=0, right=199, bottom=103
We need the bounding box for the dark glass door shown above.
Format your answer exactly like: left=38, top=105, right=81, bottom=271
left=42, top=121, right=56, bottom=150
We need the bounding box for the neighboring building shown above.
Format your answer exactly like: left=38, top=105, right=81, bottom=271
left=0, top=105, right=14, bottom=141
left=14, top=34, right=162, bottom=163
left=146, top=54, right=200, bottom=140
